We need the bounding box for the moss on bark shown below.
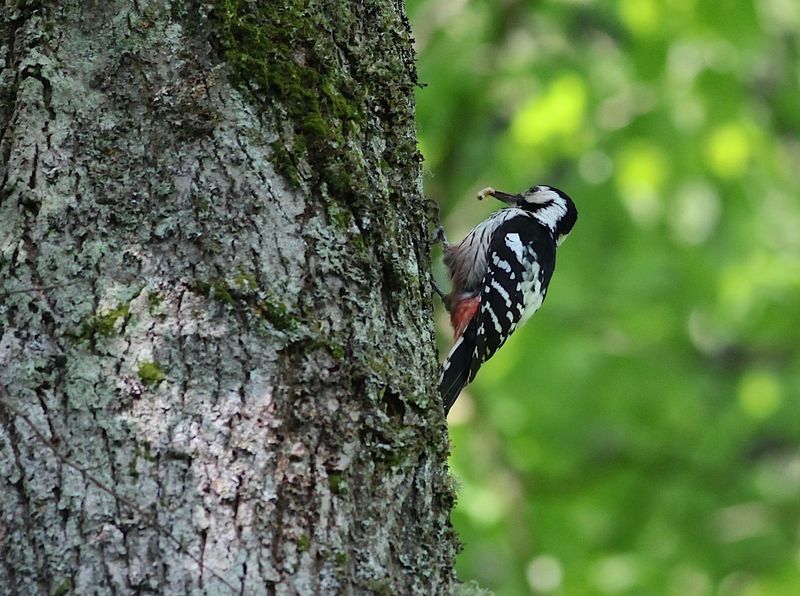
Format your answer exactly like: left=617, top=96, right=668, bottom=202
left=208, top=0, right=422, bottom=235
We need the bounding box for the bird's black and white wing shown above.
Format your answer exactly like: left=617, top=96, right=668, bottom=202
left=469, top=217, right=556, bottom=382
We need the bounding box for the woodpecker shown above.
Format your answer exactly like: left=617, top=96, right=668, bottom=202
left=439, top=185, right=578, bottom=414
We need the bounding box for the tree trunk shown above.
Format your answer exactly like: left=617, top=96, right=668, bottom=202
left=0, top=1, right=456, bottom=593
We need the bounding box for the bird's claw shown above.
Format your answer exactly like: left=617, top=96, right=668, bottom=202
left=429, top=224, right=449, bottom=248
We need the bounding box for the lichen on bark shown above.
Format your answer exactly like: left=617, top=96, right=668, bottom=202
left=0, top=0, right=456, bottom=593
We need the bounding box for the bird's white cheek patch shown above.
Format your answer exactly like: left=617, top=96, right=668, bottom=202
left=534, top=199, right=568, bottom=230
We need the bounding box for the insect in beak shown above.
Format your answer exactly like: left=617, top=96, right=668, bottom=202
left=477, top=187, right=522, bottom=206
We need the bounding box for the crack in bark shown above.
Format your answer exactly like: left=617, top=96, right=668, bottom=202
left=198, top=527, right=208, bottom=589
left=0, top=404, right=53, bottom=592
left=0, top=393, right=242, bottom=593
left=26, top=142, right=38, bottom=191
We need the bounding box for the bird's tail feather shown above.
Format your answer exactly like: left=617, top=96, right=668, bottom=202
left=439, top=321, right=477, bottom=415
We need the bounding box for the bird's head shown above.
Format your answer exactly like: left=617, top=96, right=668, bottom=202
left=478, top=184, right=578, bottom=245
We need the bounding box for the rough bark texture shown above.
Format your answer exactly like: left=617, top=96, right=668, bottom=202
left=0, top=1, right=457, bottom=593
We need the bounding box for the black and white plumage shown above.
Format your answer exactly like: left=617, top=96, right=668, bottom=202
left=439, top=185, right=578, bottom=414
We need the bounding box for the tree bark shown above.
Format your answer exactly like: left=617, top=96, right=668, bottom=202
left=0, top=1, right=456, bottom=593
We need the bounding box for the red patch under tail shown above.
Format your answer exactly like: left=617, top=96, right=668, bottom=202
left=450, top=295, right=480, bottom=340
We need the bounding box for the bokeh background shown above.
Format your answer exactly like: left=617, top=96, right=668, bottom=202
left=408, top=0, right=800, bottom=593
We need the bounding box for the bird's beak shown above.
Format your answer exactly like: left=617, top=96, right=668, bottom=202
left=477, top=187, right=521, bottom=206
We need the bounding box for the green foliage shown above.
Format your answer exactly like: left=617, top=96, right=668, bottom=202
left=410, top=0, right=800, bottom=593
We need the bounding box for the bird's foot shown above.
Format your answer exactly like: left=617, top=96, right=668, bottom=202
left=429, top=224, right=449, bottom=248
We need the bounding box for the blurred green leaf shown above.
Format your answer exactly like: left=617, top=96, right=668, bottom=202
left=411, top=0, right=800, bottom=593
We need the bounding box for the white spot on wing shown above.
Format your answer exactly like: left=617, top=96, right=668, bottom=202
left=505, top=233, right=525, bottom=263
left=486, top=304, right=503, bottom=333
left=490, top=278, right=511, bottom=306
left=492, top=253, right=512, bottom=272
